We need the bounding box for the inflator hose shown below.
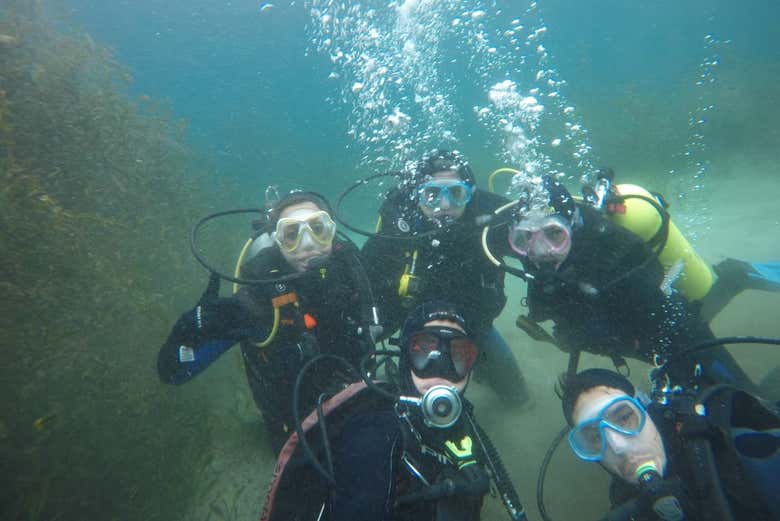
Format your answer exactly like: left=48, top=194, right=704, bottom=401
left=292, top=353, right=361, bottom=486
left=466, top=411, right=527, bottom=520
left=537, top=425, right=569, bottom=521
left=654, top=336, right=780, bottom=384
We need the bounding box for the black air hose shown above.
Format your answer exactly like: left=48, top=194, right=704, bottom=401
left=466, top=411, right=527, bottom=521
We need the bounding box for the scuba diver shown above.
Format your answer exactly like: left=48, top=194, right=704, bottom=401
left=260, top=300, right=526, bottom=521
left=157, top=191, right=379, bottom=453
left=359, top=149, right=530, bottom=407
left=557, top=367, right=780, bottom=521
left=494, top=172, right=766, bottom=391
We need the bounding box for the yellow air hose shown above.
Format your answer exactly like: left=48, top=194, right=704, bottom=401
left=487, top=167, right=522, bottom=193
left=481, top=200, right=520, bottom=266
left=233, top=237, right=279, bottom=348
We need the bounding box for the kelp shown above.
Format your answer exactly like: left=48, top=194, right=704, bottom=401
left=0, top=2, right=243, bottom=520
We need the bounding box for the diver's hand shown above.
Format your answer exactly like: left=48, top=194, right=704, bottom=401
left=169, top=273, right=259, bottom=344
left=167, top=299, right=253, bottom=344
left=454, top=463, right=491, bottom=497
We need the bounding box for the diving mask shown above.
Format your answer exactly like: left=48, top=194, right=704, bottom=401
left=408, top=327, right=478, bottom=381
left=274, top=210, right=336, bottom=253
left=508, top=213, right=572, bottom=266
left=568, top=395, right=646, bottom=461
left=417, top=180, right=473, bottom=209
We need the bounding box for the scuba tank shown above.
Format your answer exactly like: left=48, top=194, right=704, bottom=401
left=234, top=185, right=281, bottom=291
left=602, top=180, right=714, bottom=301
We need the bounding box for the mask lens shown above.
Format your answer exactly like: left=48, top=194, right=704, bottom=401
left=569, top=397, right=647, bottom=461
left=571, top=421, right=603, bottom=459
left=409, top=332, right=441, bottom=371
left=305, top=212, right=336, bottom=243
left=449, top=337, right=477, bottom=377
left=277, top=221, right=303, bottom=251
left=420, top=184, right=443, bottom=207
left=542, top=222, right=569, bottom=248
left=508, top=226, right=534, bottom=255
left=309, top=219, right=325, bottom=236
left=603, top=400, right=643, bottom=433
left=446, top=183, right=472, bottom=205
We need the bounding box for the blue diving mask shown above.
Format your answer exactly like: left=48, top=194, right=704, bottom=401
left=417, top=180, right=473, bottom=209
left=568, top=395, right=647, bottom=461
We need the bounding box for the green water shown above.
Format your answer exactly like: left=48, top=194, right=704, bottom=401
left=1, top=1, right=779, bottom=520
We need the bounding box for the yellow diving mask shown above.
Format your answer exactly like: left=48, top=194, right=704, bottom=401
left=274, top=210, right=336, bottom=253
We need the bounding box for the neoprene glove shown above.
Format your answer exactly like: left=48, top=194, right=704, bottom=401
left=168, top=273, right=259, bottom=345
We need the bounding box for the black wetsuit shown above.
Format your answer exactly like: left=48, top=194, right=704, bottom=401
left=157, top=239, right=373, bottom=452
left=361, top=188, right=528, bottom=405
left=605, top=387, right=780, bottom=521
left=262, top=385, right=489, bottom=521
left=521, top=204, right=755, bottom=390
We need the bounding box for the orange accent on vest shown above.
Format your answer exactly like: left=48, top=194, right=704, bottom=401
left=303, top=314, right=317, bottom=330
left=272, top=292, right=298, bottom=308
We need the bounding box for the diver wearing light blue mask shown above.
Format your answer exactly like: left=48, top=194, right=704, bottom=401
left=359, top=149, right=531, bottom=409
left=558, top=368, right=780, bottom=521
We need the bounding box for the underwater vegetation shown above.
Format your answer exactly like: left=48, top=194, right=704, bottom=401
left=0, top=2, right=239, bottom=519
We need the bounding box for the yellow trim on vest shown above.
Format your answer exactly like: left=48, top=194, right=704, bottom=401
left=444, top=435, right=476, bottom=469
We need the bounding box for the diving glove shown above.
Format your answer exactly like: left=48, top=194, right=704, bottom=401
left=169, top=273, right=259, bottom=344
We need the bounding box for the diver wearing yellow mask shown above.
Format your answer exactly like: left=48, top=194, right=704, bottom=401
left=157, top=191, right=378, bottom=453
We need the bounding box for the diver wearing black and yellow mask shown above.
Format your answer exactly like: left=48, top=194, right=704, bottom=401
left=260, top=301, right=526, bottom=521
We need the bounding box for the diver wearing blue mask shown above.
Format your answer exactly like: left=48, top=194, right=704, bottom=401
left=360, top=149, right=530, bottom=409
left=557, top=368, right=780, bottom=521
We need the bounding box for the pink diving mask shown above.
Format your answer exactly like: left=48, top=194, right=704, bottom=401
left=508, top=214, right=572, bottom=267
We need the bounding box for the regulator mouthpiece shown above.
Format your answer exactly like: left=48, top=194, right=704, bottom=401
left=399, top=385, right=463, bottom=429
left=635, top=461, right=659, bottom=480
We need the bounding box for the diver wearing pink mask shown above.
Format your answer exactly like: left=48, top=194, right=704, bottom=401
left=508, top=175, right=756, bottom=393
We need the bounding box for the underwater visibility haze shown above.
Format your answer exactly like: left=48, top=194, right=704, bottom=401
left=1, top=0, right=779, bottom=520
